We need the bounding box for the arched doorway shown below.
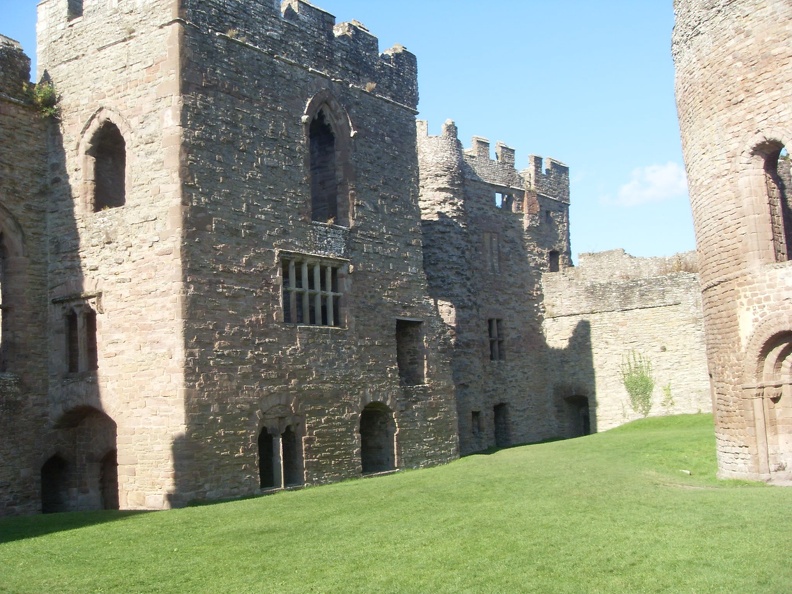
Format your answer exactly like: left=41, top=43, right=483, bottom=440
left=45, top=407, right=118, bottom=511
left=565, top=395, right=591, bottom=438
left=360, top=403, right=396, bottom=474
left=41, top=455, right=69, bottom=514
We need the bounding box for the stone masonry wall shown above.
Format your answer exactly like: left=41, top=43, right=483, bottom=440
left=174, top=1, right=457, bottom=502
left=674, top=0, right=792, bottom=481
left=37, top=0, right=187, bottom=510
left=419, top=120, right=577, bottom=454
left=0, top=36, right=49, bottom=515
left=543, top=249, right=711, bottom=432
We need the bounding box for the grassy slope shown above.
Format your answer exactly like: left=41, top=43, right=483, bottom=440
left=2, top=414, right=791, bottom=593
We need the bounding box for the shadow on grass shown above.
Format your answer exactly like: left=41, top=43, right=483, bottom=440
left=0, top=509, right=151, bottom=544
left=462, top=435, right=572, bottom=457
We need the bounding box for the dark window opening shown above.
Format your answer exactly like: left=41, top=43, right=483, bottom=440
left=488, top=318, right=505, bottom=361
left=483, top=232, right=500, bottom=273
left=67, top=310, right=79, bottom=373
left=548, top=250, right=560, bottom=272
left=67, top=0, right=83, bottom=20
left=65, top=306, right=98, bottom=373
left=258, top=428, right=275, bottom=489
left=41, top=455, right=70, bottom=513
left=91, top=123, right=126, bottom=212
left=360, top=403, right=395, bottom=474
left=763, top=143, right=792, bottom=261
left=493, top=403, right=510, bottom=448
left=282, top=255, right=343, bottom=327
left=86, top=309, right=98, bottom=371
left=310, top=110, right=338, bottom=223
left=471, top=411, right=481, bottom=435
left=100, top=449, right=119, bottom=510
left=396, top=320, right=425, bottom=386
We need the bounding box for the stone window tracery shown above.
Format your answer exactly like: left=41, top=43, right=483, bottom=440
left=55, top=295, right=102, bottom=374
left=281, top=254, right=345, bottom=327
left=488, top=318, right=505, bottom=361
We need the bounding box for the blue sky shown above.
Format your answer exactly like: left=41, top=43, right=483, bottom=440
left=1, top=0, right=693, bottom=259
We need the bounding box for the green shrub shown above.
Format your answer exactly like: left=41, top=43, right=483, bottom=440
left=25, top=81, right=60, bottom=118
left=620, top=350, right=654, bottom=417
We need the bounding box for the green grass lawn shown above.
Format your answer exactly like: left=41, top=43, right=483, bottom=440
left=2, top=414, right=791, bottom=593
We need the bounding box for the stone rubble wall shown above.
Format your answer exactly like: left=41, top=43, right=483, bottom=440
left=0, top=37, right=49, bottom=515
left=419, top=120, right=575, bottom=454
left=543, top=250, right=711, bottom=431
left=173, top=1, right=456, bottom=502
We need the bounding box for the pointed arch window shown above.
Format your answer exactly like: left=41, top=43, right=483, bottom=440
left=304, top=93, right=354, bottom=227
left=87, top=122, right=126, bottom=212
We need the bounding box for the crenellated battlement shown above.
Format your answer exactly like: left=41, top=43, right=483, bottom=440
left=190, top=0, right=418, bottom=108
left=36, top=0, right=418, bottom=108
left=524, top=155, right=569, bottom=204
left=418, top=119, right=570, bottom=205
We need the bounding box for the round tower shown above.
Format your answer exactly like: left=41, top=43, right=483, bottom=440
left=673, top=0, right=792, bottom=481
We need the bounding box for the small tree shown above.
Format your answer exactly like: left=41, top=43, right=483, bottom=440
left=620, top=351, right=654, bottom=417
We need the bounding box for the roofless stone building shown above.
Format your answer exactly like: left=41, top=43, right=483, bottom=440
left=0, top=0, right=712, bottom=515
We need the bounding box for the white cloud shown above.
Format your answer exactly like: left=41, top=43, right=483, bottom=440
left=603, top=162, right=688, bottom=207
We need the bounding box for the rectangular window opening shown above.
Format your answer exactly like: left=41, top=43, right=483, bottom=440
left=67, top=0, right=83, bottom=20
left=488, top=318, right=505, bottom=361
left=494, top=192, right=513, bottom=209
left=396, top=319, right=425, bottom=386
left=471, top=411, right=481, bottom=435
left=281, top=254, right=344, bottom=327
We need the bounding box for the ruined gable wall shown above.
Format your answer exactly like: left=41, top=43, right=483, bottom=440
left=37, top=0, right=187, bottom=510
left=674, top=0, right=792, bottom=480
left=0, top=37, right=49, bottom=515
left=175, top=2, right=456, bottom=501
left=543, top=250, right=711, bottom=432
left=420, top=121, right=574, bottom=453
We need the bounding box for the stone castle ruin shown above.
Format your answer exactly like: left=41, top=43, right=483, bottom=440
left=674, top=0, right=792, bottom=482
left=0, top=0, right=710, bottom=515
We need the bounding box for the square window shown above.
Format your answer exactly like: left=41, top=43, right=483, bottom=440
left=281, top=254, right=344, bottom=327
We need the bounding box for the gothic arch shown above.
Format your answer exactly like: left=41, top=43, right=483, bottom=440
left=78, top=108, right=133, bottom=213
left=303, top=90, right=356, bottom=226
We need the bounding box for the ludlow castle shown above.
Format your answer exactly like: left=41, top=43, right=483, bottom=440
left=0, top=0, right=711, bottom=515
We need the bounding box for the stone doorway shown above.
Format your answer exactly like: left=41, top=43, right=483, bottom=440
left=493, top=403, right=510, bottom=448
left=360, top=403, right=395, bottom=474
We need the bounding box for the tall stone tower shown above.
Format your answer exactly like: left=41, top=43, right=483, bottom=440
left=673, top=0, right=792, bottom=481
left=417, top=120, right=574, bottom=454
left=29, top=0, right=457, bottom=512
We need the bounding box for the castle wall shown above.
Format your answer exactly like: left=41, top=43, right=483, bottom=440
left=0, top=37, right=50, bottom=515
left=36, top=0, right=187, bottom=509
left=543, top=250, right=711, bottom=431
left=419, top=120, right=576, bottom=454
left=674, top=0, right=792, bottom=481
left=172, top=1, right=456, bottom=501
